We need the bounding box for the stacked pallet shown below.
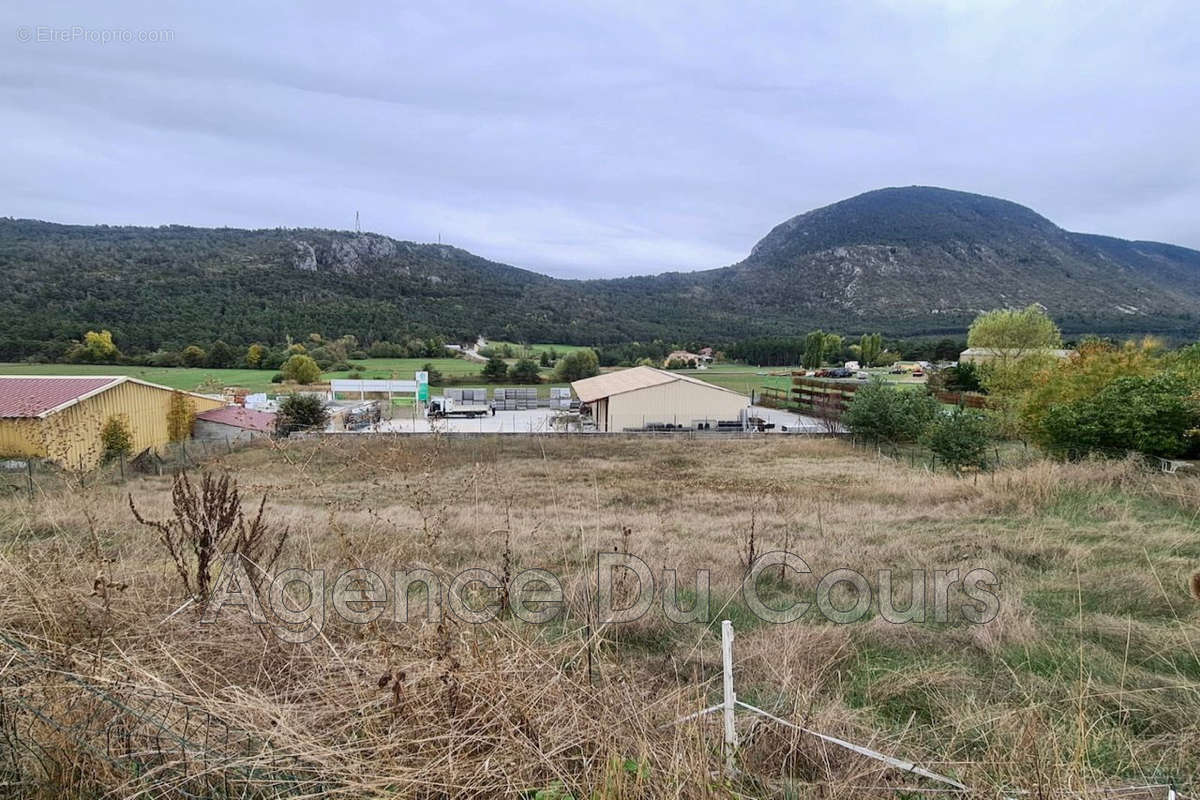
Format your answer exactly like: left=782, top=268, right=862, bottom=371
left=549, top=387, right=572, bottom=409
left=494, top=387, right=539, bottom=410
left=444, top=388, right=489, bottom=404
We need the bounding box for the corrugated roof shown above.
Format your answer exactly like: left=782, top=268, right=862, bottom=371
left=570, top=366, right=674, bottom=402
left=570, top=366, right=744, bottom=403
left=0, top=375, right=223, bottom=419
left=0, top=376, right=122, bottom=418
left=195, top=406, right=276, bottom=432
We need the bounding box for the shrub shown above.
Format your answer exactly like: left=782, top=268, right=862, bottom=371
left=270, top=373, right=284, bottom=384
left=554, top=349, right=600, bottom=382
left=924, top=409, right=994, bottom=471
left=281, top=354, right=321, bottom=384
left=99, top=414, right=134, bottom=462
left=482, top=355, right=510, bottom=382
left=181, top=345, right=207, bottom=367
left=368, top=340, right=406, bottom=358
left=166, top=391, right=196, bottom=443
left=206, top=340, right=238, bottom=369
left=421, top=362, right=444, bottom=385
left=939, top=362, right=983, bottom=393
left=842, top=379, right=940, bottom=443
left=508, top=358, right=542, bottom=384
left=276, top=393, right=329, bottom=436
left=67, top=330, right=120, bottom=363
left=244, top=343, right=267, bottom=368
left=1040, top=373, right=1197, bottom=458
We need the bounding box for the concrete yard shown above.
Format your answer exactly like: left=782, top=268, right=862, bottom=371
left=375, top=407, right=565, bottom=434
left=331, top=403, right=824, bottom=434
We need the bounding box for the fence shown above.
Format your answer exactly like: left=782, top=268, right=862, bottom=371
left=0, top=436, right=260, bottom=500
left=779, top=375, right=991, bottom=415
left=663, top=621, right=1187, bottom=799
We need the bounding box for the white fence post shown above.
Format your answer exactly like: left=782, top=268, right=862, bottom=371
left=721, top=619, right=737, bottom=774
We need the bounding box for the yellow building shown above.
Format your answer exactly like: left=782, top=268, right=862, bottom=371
left=571, top=366, right=748, bottom=432
left=0, top=376, right=224, bottom=469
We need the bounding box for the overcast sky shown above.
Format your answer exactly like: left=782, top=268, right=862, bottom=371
left=2, top=1, right=1197, bottom=278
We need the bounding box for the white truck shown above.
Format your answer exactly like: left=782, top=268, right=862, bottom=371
left=426, top=397, right=490, bottom=419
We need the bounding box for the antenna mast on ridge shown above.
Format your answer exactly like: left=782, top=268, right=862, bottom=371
left=355, top=211, right=361, bottom=233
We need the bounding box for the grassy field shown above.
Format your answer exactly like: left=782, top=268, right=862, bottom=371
left=683, top=365, right=927, bottom=397
left=486, top=341, right=592, bottom=358
left=1, top=436, right=1196, bottom=797
left=0, top=358, right=556, bottom=395
left=0, top=359, right=920, bottom=401
left=0, top=361, right=281, bottom=393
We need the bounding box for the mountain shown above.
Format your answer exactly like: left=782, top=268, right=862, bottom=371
left=2, top=186, right=1198, bottom=358
left=669, top=187, right=1200, bottom=336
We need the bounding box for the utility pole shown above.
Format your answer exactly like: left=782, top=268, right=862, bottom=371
left=355, top=211, right=361, bottom=233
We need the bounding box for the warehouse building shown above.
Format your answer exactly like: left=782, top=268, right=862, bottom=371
left=571, top=366, right=748, bottom=432
left=193, top=405, right=277, bottom=444
left=959, top=347, right=1073, bottom=365
left=0, top=376, right=224, bottom=469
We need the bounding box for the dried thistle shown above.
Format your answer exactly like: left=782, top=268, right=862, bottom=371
left=129, top=470, right=288, bottom=604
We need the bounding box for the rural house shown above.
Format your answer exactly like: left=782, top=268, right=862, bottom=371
left=0, top=376, right=224, bottom=469
left=571, top=366, right=747, bottom=432
left=663, top=350, right=706, bottom=367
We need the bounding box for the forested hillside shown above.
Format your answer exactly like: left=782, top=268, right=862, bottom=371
left=3, top=186, right=1199, bottom=358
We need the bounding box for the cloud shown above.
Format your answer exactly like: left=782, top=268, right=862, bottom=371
left=1, top=0, right=1198, bottom=277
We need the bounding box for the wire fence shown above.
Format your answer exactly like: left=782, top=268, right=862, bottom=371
left=0, top=436, right=261, bottom=501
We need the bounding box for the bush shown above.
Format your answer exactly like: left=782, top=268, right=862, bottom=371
left=166, top=391, right=196, bottom=443
left=276, top=393, right=329, bottom=436
left=923, top=409, right=994, bottom=471
left=281, top=354, right=322, bottom=384
left=1039, top=374, right=1198, bottom=458
left=938, top=362, right=983, bottom=393
left=206, top=340, right=238, bottom=369
left=368, top=340, right=406, bottom=358
left=181, top=345, right=206, bottom=367
left=417, top=363, right=442, bottom=386
left=99, top=414, right=134, bottom=462
left=270, top=373, right=284, bottom=384
left=482, top=355, right=510, bottom=382
left=554, top=349, right=600, bottom=382
left=842, top=379, right=940, bottom=443
left=508, top=358, right=542, bottom=384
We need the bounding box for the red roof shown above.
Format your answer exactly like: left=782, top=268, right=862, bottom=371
left=195, top=406, right=276, bottom=433
left=0, top=376, right=121, bottom=418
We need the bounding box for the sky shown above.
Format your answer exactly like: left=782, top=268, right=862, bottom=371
left=2, top=0, right=1198, bottom=278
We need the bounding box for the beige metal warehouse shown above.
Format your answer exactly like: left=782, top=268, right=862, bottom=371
left=571, top=366, right=748, bottom=432
left=0, top=376, right=224, bottom=469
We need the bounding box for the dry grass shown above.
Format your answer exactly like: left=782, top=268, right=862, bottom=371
left=1, top=434, right=1198, bottom=798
